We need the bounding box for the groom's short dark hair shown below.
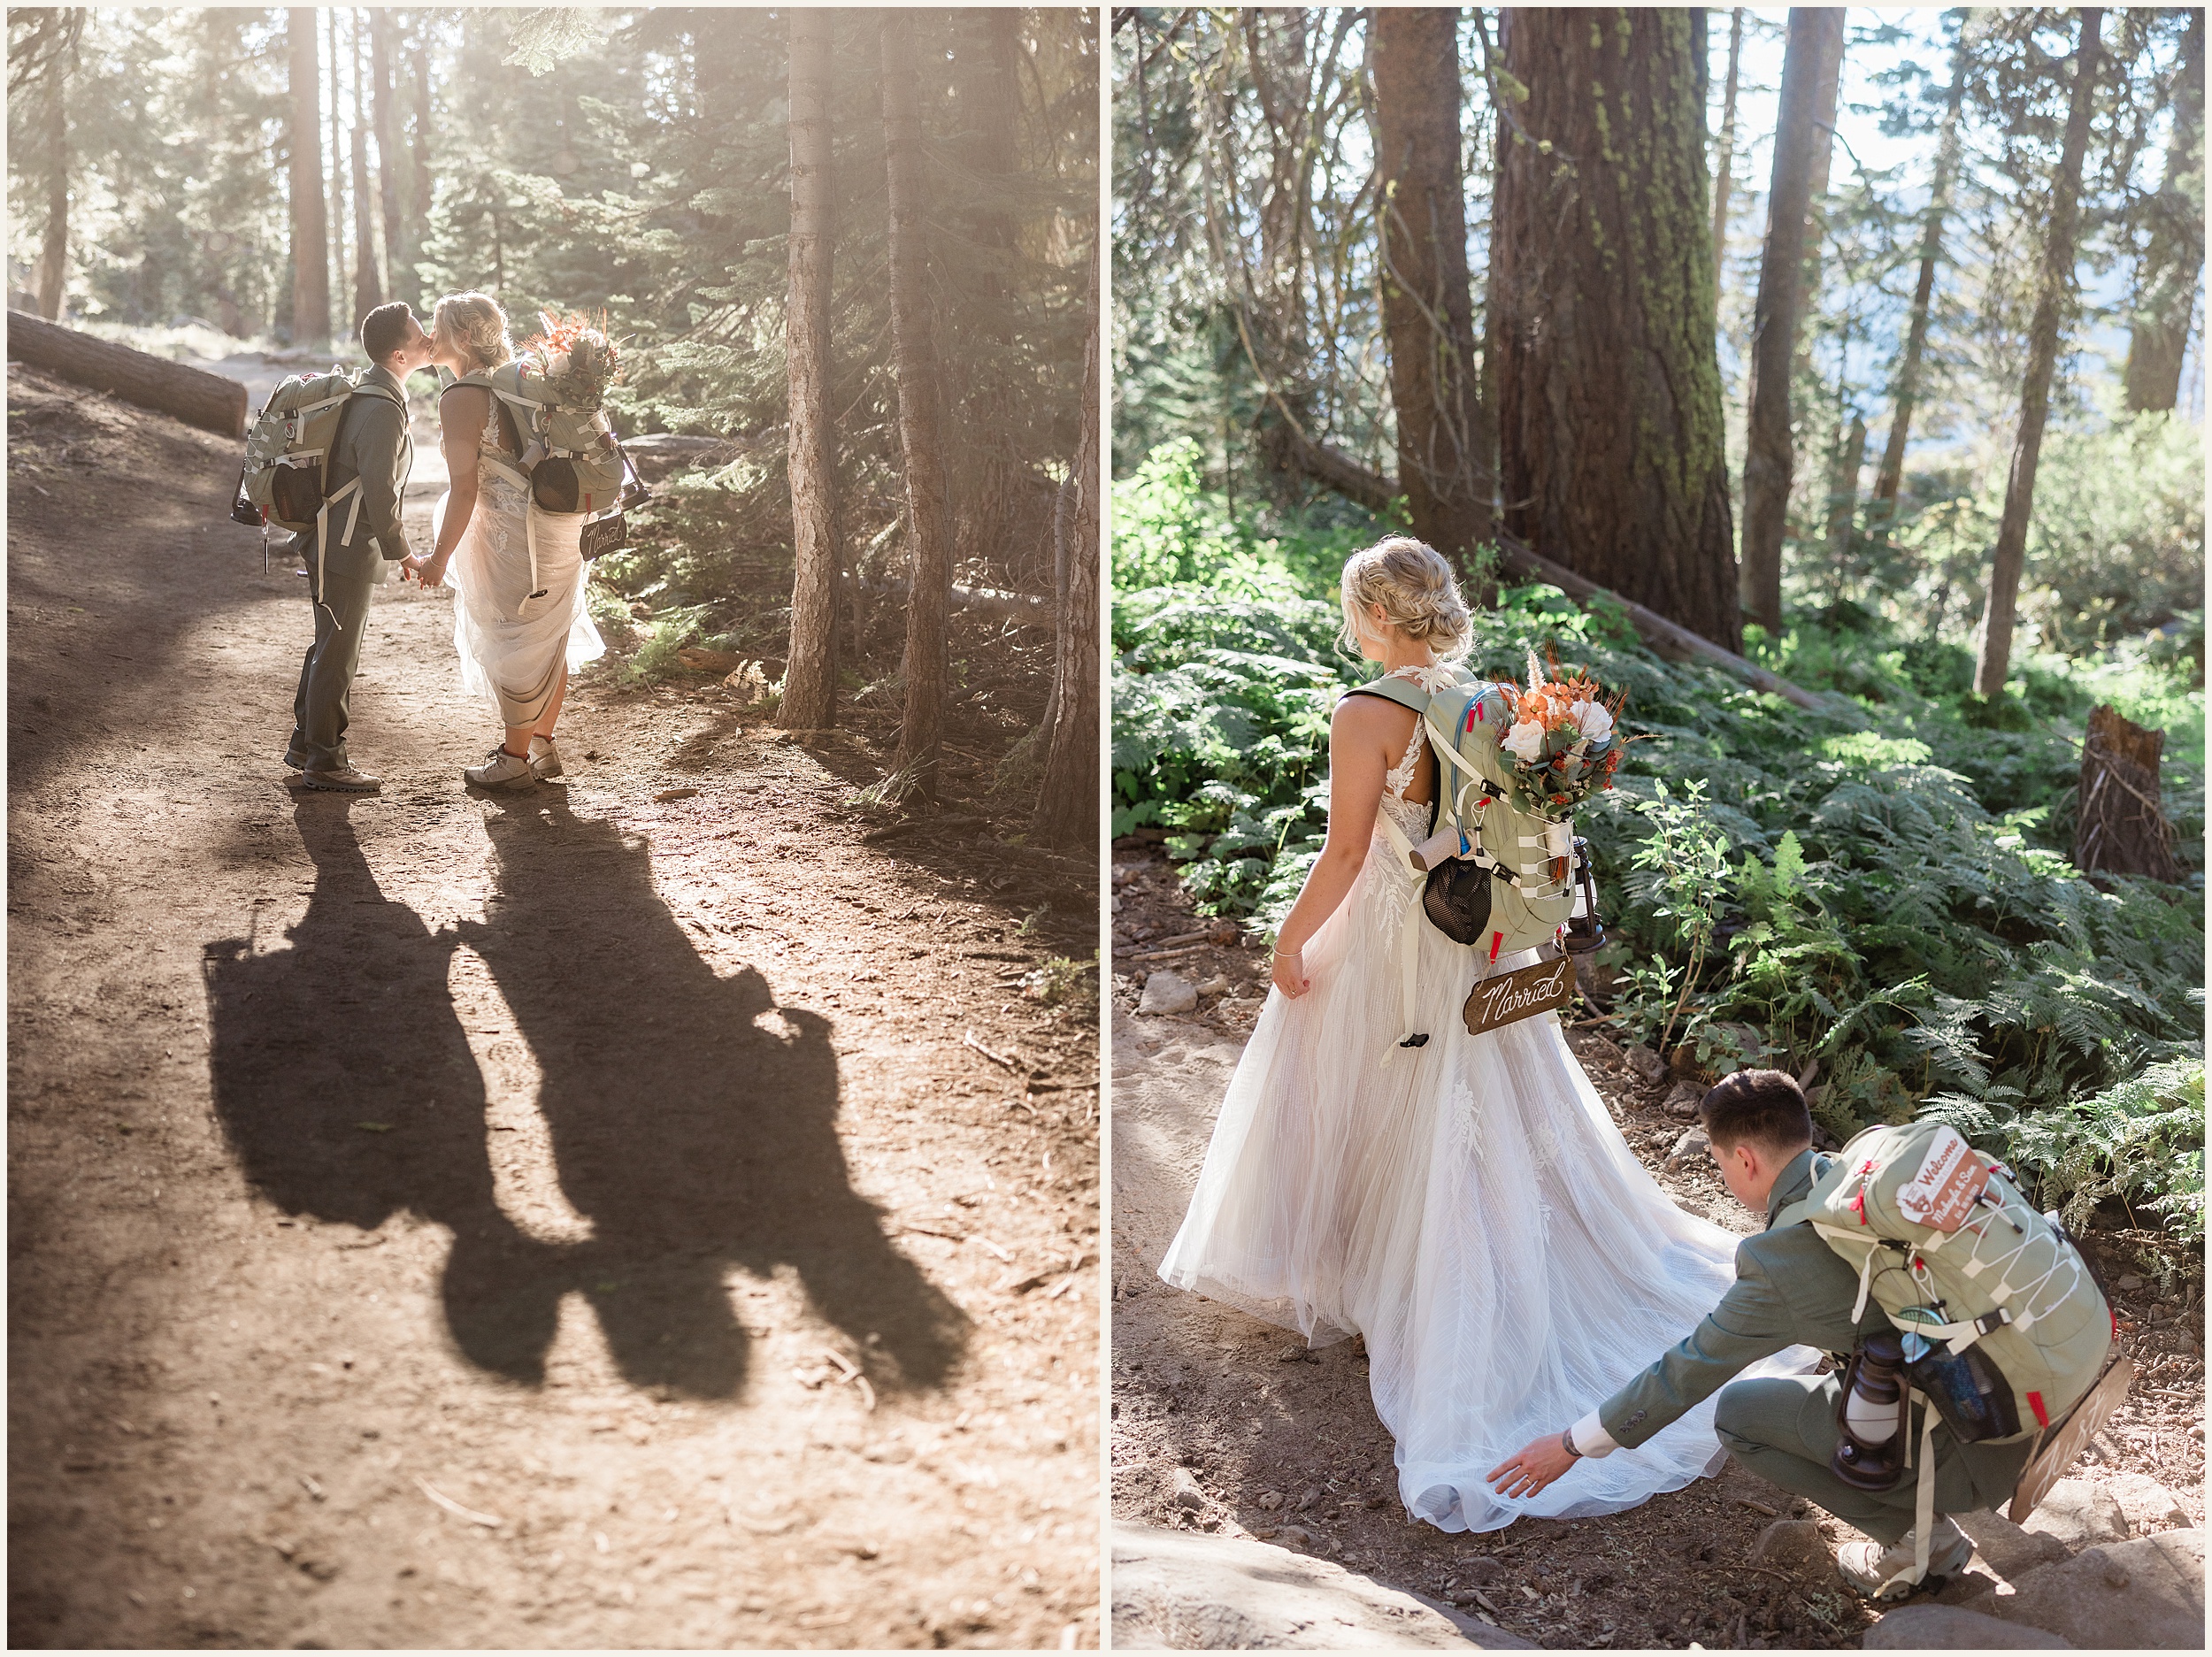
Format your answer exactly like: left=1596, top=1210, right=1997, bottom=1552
left=1700, top=1069, right=1813, bottom=1155
left=360, top=302, right=418, bottom=365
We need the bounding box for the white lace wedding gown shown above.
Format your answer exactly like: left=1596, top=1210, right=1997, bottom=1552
left=438, top=406, right=603, bottom=725
left=1158, top=666, right=1802, bottom=1532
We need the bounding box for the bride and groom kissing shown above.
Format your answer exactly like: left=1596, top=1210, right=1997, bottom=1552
left=1156, top=536, right=2111, bottom=1603
left=284, top=293, right=603, bottom=794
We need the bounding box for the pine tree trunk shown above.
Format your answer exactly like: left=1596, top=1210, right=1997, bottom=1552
left=1872, top=26, right=1969, bottom=513
left=1787, top=13, right=1846, bottom=390
left=949, top=10, right=1023, bottom=582
left=1371, top=6, right=1493, bottom=579
left=2124, top=10, right=2204, bottom=414
left=326, top=8, right=346, bottom=335
left=288, top=8, right=330, bottom=349
left=1491, top=7, right=1740, bottom=651
left=1973, top=9, right=2102, bottom=699
left=1824, top=412, right=1865, bottom=581
left=1711, top=7, right=1745, bottom=312
left=780, top=8, right=840, bottom=734
left=1738, top=8, right=1841, bottom=635
left=1033, top=259, right=1100, bottom=851
left=881, top=12, right=956, bottom=796
left=372, top=9, right=404, bottom=303
left=411, top=27, right=434, bottom=268
left=351, top=126, right=381, bottom=320
left=34, top=60, right=68, bottom=321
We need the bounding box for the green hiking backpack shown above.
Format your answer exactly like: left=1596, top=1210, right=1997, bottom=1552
left=1775, top=1119, right=2115, bottom=1590
left=1347, top=667, right=1584, bottom=1047
left=231, top=368, right=410, bottom=606
left=453, top=359, right=628, bottom=517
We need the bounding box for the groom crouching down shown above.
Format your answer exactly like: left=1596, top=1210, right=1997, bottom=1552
left=285, top=302, right=434, bottom=792
left=1488, top=1070, right=2034, bottom=1598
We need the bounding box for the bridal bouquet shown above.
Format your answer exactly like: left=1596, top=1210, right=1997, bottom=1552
left=1498, top=647, right=1631, bottom=820
left=522, top=310, right=621, bottom=405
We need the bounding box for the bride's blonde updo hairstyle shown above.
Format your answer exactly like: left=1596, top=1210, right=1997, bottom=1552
left=1338, top=535, right=1471, bottom=660
left=433, top=291, right=512, bottom=371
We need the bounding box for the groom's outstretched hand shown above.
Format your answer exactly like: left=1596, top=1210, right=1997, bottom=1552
left=1487, top=1431, right=1578, bottom=1500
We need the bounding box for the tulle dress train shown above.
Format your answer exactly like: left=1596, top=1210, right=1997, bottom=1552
left=1158, top=693, right=1804, bottom=1532
left=438, top=408, right=603, bottom=725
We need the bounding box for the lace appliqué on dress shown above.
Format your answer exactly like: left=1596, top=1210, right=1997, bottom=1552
left=1379, top=721, right=1430, bottom=845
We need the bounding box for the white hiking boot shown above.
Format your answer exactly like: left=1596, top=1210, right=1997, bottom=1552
left=465, top=745, right=536, bottom=790
left=529, top=734, right=565, bottom=780
left=1836, top=1516, right=1973, bottom=1599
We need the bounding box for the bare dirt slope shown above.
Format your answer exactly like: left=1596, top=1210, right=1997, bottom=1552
left=1109, top=843, right=2204, bottom=1651
left=6, top=364, right=1102, bottom=1650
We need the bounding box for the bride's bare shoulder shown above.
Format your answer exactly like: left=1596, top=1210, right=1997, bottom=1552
left=1330, top=687, right=1418, bottom=750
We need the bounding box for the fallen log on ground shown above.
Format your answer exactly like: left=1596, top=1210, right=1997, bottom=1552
left=5, top=309, right=249, bottom=439
left=621, top=432, right=740, bottom=482
left=854, top=573, right=1052, bottom=628
left=1489, top=527, right=1826, bottom=713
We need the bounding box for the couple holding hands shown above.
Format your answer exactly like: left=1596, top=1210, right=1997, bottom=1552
left=284, top=292, right=603, bottom=794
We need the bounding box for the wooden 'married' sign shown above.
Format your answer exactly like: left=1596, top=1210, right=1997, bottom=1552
left=1463, top=953, right=1574, bottom=1037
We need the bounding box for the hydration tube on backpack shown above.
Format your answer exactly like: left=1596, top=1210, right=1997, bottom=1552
left=1773, top=1121, right=2116, bottom=1593
left=1344, top=667, right=1582, bottom=1050
left=231, top=369, right=410, bottom=623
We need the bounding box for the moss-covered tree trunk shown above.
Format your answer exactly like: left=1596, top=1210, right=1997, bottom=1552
left=1371, top=6, right=1494, bottom=584
left=1872, top=24, right=1970, bottom=515
left=1975, top=8, right=2102, bottom=699
left=882, top=12, right=955, bottom=795
left=781, top=8, right=841, bottom=733
left=2124, top=9, right=2203, bottom=414
left=1739, top=7, right=1842, bottom=636
left=1491, top=7, right=1740, bottom=651
left=288, top=8, right=328, bottom=348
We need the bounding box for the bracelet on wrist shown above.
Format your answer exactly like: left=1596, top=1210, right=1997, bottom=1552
left=1560, top=1427, right=1582, bottom=1459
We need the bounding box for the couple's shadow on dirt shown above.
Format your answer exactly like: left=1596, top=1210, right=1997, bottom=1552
left=200, top=792, right=964, bottom=1400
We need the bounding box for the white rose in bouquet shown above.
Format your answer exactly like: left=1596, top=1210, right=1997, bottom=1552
left=1572, top=699, right=1615, bottom=744
left=1503, top=718, right=1548, bottom=764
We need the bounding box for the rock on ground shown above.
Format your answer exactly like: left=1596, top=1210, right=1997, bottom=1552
left=2102, top=1471, right=2190, bottom=1536
left=1863, top=1603, right=2074, bottom=1648
left=2022, top=1477, right=2130, bottom=1548
left=1989, top=1529, right=2205, bottom=1650
left=1748, top=1517, right=1843, bottom=1589
left=1956, top=1507, right=2070, bottom=1582
left=1139, top=970, right=1200, bottom=1016
left=1112, top=1523, right=1534, bottom=1650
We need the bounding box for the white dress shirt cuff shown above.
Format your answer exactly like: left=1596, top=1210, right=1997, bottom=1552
left=1570, top=1408, right=1619, bottom=1458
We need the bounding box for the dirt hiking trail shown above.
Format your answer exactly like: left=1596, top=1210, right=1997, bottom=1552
left=7, top=363, right=1101, bottom=1649
left=1109, top=844, right=2204, bottom=1651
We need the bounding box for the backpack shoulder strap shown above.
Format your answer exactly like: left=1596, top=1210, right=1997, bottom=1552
left=1341, top=678, right=1430, bottom=716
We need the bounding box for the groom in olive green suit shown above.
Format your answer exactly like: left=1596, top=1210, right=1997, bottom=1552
left=283, top=301, right=434, bottom=793
left=1488, top=1070, right=2038, bottom=1599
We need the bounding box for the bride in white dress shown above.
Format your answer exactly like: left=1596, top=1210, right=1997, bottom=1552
left=1158, top=535, right=1794, bottom=1533
left=404, top=290, right=603, bottom=789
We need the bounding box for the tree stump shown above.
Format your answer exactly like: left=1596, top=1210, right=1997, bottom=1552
left=5, top=309, right=249, bottom=438
left=2072, top=704, right=2182, bottom=882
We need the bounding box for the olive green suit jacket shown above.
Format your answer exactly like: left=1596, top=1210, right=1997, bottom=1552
left=1595, top=1148, right=1888, bottom=1447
